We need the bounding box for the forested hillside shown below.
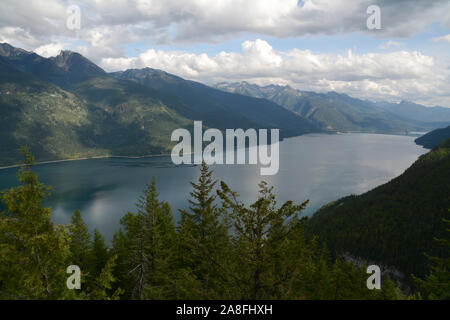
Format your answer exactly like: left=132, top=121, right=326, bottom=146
left=309, top=139, right=450, bottom=279
left=0, top=58, right=108, bottom=165
left=415, top=126, right=450, bottom=149
left=111, top=68, right=318, bottom=135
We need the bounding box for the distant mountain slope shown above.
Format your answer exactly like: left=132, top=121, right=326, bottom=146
left=215, top=81, right=301, bottom=108
left=110, top=68, right=319, bottom=137
left=415, top=126, right=450, bottom=149
left=0, top=43, right=320, bottom=166
left=0, top=58, right=106, bottom=165
left=309, top=139, right=450, bottom=278
left=378, top=100, right=450, bottom=124
left=215, top=81, right=447, bottom=133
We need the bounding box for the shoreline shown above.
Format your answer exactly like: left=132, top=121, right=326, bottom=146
left=0, top=153, right=173, bottom=170
left=0, top=131, right=423, bottom=170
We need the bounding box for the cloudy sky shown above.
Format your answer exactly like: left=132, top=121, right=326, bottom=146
left=1, top=0, right=449, bottom=106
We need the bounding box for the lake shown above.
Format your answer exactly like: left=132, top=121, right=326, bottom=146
left=0, top=133, right=428, bottom=242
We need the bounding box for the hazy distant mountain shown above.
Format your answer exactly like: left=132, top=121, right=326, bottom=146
left=0, top=43, right=319, bottom=166
left=415, top=125, right=450, bottom=149
left=377, top=100, right=450, bottom=124
left=215, top=81, right=449, bottom=133
left=215, top=81, right=302, bottom=107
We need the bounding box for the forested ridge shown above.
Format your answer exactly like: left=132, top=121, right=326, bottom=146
left=415, top=126, right=450, bottom=149
left=309, top=139, right=450, bottom=286
left=1, top=149, right=448, bottom=300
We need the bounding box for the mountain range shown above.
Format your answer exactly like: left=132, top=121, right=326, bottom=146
left=215, top=81, right=450, bottom=133
left=0, top=43, right=318, bottom=166
left=1, top=42, right=450, bottom=167
left=110, top=68, right=317, bottom=135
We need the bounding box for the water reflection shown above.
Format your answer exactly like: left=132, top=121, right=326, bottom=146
left=0, top=133, right=428, bottom=242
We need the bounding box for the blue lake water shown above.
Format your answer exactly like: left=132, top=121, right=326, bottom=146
left=0, top=133, right=428, bottom=242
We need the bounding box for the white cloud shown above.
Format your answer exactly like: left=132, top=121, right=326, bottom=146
left=80, top=0, right=450, bottom=41
left=0, top=0, right=69, bottom=48
left=34, top=42, right=65, bottom=57
left=432, top=34, right=450, bottom=43
left=101, top=39, right=450, bottom=106
left=0, top=1, right=448, bottom=106
left=0, top=26, right=40, bottom=47
left=0, top=0, right=449, bottom=57
left=379, top=40, right=404, bottom=49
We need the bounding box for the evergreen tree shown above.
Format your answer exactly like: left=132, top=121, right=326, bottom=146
left=0, top=150, right=122, bottom=300
left=217, top=180, right=309, bottom=299
left=296, top=244, right=334, bottom=300
left=379, top=276, right=405, bottom=300
left=140, top=181, right=177, bottom=299
left=110, top=229, right=132, bottom=298
left=0, top=149, right=71, bottom=299
left=178, top=162, right=232, bottom=299
left=68, top=210, right=91, bottom=287
left=89, top=255, right=123, bottom=300
left=90, top=229, right=109, bottom=277
left=413, top=216, right=450, bottom=299
left=113, top=178, right=177, bottom=299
